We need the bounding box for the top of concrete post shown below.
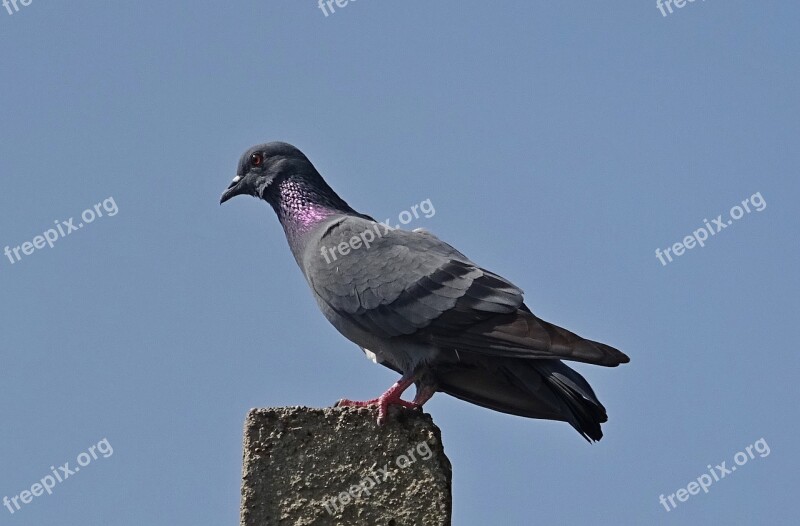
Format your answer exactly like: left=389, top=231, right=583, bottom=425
left=241, top=406, right=452, bottom=526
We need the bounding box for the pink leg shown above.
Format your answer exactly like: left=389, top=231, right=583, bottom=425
left=336, top=375, right=421, bottom=425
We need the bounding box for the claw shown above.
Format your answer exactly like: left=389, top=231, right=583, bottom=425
left=336, top=394, right=420, bottom=425
left=334, top=374, right=422, bottom=425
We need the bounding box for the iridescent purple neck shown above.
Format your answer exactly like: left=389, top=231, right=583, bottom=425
left=286, top=202, right=339, bottom=231
left=262, top=175, right=358, bottom=241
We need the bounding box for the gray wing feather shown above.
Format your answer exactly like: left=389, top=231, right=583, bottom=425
left=303, top=216, right=628, bottom=366
left=304, top=217, right=522, bottom=339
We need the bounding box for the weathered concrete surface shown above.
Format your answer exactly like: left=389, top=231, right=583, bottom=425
left=240, top=406, right=452, bottom=526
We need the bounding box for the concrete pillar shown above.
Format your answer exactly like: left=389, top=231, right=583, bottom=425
left=240, top=406, right=452, bottom=525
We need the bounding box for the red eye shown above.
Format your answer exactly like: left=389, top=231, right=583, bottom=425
left=250, top=152, right=263, bottom=167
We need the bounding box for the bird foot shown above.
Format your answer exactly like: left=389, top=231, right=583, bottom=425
left=336, top=394, right=421, bottom=425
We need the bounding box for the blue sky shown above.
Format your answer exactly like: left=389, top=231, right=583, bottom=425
left=1, top=1, right=797, bottom=524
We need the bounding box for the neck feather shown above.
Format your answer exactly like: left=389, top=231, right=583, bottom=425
left=263, top=174, right=356, bottom=234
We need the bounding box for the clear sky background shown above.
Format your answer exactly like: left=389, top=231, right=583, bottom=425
left=1, top=1, right=798, bottom=525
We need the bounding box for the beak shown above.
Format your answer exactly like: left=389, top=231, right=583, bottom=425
left=220, top=175, right=244, bottom=205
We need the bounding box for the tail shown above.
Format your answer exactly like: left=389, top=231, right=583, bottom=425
left=535, top=361, right=607, bottom=441
left=435, top=358, right=610, bottom=442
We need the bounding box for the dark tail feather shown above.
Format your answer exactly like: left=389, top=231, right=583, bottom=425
left=435, top=358, right=609, bottom=442
left=535, top=361, right=608, bottom=442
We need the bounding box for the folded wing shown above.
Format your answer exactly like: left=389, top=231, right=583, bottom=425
left=304, top=217, right=628, bottom=366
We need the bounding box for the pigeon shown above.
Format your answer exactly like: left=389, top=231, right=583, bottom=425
left=221, top=142, right=629, bottom=441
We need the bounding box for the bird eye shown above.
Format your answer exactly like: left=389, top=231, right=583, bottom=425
left=250, top=152, right=264, bottom=167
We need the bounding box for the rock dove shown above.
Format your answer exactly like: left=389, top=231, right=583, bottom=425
left=221, top=142, right=629, bottom=441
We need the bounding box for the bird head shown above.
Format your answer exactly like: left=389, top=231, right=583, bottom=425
left=220, top=142, right=313, bottom=204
